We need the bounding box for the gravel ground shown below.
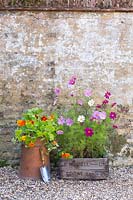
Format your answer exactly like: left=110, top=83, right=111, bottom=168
left=0, top=166, right=132, bottom=200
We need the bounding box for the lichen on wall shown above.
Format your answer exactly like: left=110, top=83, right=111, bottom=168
left=0, top=11, right=132, bottom=165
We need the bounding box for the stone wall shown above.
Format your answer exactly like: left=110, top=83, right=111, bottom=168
left=0, top=0, right=133, bottom=9
left=0, top=11, right=132, bottom=165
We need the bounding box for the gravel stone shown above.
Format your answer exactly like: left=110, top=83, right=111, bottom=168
left=0, top=167, right=132, bottom=200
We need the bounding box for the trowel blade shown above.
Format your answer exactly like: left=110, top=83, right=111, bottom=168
left=40, top=166, right=50, bottom=183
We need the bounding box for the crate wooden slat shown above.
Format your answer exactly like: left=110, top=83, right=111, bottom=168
left=58, top=158, right=109, bottom=180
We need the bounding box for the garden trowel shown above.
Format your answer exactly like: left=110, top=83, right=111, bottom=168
left=40, top=148, right=50, bottom=183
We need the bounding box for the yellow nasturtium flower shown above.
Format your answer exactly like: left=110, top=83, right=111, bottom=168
left=21, top=136, right=26, bottom=141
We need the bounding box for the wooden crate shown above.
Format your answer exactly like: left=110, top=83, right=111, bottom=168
left=58, top=158, right=109, bottom=180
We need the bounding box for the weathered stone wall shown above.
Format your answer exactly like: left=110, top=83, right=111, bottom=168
left=0, top=0, right=133, bottom=9
left=0, top=11, right=133, bottom=165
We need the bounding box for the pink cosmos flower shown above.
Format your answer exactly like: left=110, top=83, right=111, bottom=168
left=92, top=111, right=106, bottom=120
left=84, top=127, right=94, bottom=137
left=54, top=88, right=61, bottom=96
left=56, top=130, right=64, bottom=135
left=104, top=91, right=111, bottom=99
left=99, top=111, right=106, bottom=120
left=84, top=89, right=92, bottom=97
left=66, top=118, right=73, bottom=126
left=58, top=116, right=66, bottom=125
left=110, top=112, right=117, bottom=120
left=102, top=99, right=109, bottom=105
left=92, top=111, right=101, bottom=120
left=77, top=99, right=83, bottom=106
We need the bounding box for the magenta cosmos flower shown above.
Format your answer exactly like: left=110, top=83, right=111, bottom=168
left=54, top=88, right=61, bottom=96
left=104, top=91, right=111, bottom=99
left=111, top=102, right=117, bottom=107
left=66, top=118, right=73, bottom=126
left=102, top=99, right=109, bottom=105
left=84, top=127, right=94, bottom=137
left=112, top=125, right=118, bottom=129
left=84, top=89, right=92, bottom=97
left=68, top=76, right=77, bottom=86
left=96, top=104, right=102, bottom=109
left=110, top=112, right=117, bottom=120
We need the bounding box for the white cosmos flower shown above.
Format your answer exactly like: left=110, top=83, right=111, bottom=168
left=88, top=99, right=95, bottom=107
left=77, top=115, right=85, bottom=123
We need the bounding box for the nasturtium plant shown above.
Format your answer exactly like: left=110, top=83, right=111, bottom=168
left=13, top=107, right=59, bottom=152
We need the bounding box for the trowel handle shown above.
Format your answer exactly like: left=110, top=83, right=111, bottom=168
left=40, top=148, right=45, bottom=166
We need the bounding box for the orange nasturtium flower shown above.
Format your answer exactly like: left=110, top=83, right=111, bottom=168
left=52, top=140, right=58, bottom=146
left=21, top=136, right=26, bottom=141
left=28, top=142, right=35, bottom=148
left=61, top=152, right=71, bottom=159
left=17, top=120, right=26, bottom=127
left=28, top=120, right=34, bottom=125
left=41, top=116, right=48, bottom=121
left=49, top=114, right=54, bottom=121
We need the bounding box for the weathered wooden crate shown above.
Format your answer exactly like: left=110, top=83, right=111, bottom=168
left=58, top=158, right=109, bottom=180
